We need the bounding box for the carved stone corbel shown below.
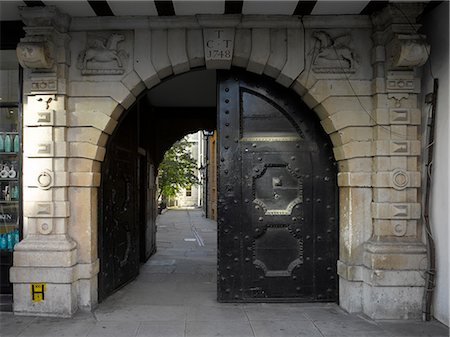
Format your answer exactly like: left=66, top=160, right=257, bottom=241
left=16, top=41, right=54, bottom=69
left=388, top=34, right=430, bottom=68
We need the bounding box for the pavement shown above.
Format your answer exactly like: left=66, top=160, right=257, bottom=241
left=1, top=209, right=448, bottom=337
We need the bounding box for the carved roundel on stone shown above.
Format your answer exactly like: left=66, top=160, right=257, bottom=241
left=37, top=170, right=53, bottom=190
left=38, top=221, right=53, bottom=235
left=392, top=169, right=409, bottom=190
left=393, top=221, right=407, bottom=237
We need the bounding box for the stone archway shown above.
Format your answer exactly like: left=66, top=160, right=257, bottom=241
left=13, top=5, right=430, bottom=319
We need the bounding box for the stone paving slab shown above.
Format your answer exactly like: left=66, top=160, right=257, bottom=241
left=1, top=209, right=448, bottom=337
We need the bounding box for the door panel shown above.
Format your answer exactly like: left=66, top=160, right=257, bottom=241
left=99, top=110, right=139, bottom=301
left=217, top=70, right=337, bottom=302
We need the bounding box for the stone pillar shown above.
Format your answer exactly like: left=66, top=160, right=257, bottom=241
left=365, top=3, right=430, bottom=319
left=10, top=6, right=79, bottom=317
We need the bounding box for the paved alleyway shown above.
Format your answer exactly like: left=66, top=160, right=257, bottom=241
left=1, top=209, right=448, bottom=337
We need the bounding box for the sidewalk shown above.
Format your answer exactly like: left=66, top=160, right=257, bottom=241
left=1, top=209, right=448, bottom=337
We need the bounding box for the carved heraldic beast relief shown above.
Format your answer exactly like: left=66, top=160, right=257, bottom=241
left=77, top=33, right=128, bottom=75
left=312, top=31, right=357, bottom=73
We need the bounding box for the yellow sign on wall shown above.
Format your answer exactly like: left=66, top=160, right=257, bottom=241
left=31, top=283, right=46, bottom=302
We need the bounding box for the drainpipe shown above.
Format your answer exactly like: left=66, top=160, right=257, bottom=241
left=422, top=78, right=438, bottom=321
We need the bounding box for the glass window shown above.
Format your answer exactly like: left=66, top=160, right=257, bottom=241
left=0, top=50, right=21, bottom=255
left=186, top=186, right=192, bottom=197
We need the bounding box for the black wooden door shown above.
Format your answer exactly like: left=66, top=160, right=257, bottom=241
left=217, top=70, right=338, bottom=302
left=99, top=110, right=139, bottom=301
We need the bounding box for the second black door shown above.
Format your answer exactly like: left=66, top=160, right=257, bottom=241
left=217, top=70, right=338, bottom=302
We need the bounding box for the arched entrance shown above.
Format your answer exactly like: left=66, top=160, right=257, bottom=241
left=98, top=69, right=338, bottom=302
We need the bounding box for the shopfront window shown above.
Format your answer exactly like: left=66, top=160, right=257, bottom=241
left=0, top=50, right=22, bottom=297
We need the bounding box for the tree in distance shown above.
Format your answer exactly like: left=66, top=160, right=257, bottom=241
left=158, top=137, right=199, bottom=207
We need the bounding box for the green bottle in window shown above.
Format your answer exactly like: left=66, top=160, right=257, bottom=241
left=4, top=134, right=11, bottom=153
left=13, top=135, right=19, bottom=153
left=0, top=134, right=4, bottom=152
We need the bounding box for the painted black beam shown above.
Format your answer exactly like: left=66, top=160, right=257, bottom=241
left=1, top=21, right=25, bottom=50
left=224, top=0, right=243, bottom=14
left=87, top=1, right=115, bottom=16
left=293, top=1, right=317, bottom=15
left=23, top=1, right=45, bottom=7
left=154, top=0, right=175, bottom=16
left=360, top=0, right=389, bottom=15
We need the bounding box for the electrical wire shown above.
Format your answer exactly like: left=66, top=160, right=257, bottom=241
left=329, top=42, right=408, bottom=139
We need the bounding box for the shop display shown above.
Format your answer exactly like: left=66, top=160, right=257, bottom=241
left=0, top=109, right=21, bottom=254
left=0, top=50, right=21, bottom=306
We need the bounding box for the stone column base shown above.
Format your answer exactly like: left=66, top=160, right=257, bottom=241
left=339, top=277, right=363, bottom=313
left=11, top=240, right=99, bottom=317
left=337, top=258, right=425, bottom=319
left=362, top=283, right=423, bottom=319
left=12, top=281, right=77, bottom=317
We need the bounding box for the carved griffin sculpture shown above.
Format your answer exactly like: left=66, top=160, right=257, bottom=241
left=312, top=31, right=357, bottom=72
left=77, top=33, right=128, bottom=75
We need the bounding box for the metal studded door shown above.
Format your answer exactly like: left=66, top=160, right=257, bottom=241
left=99, top=110, right=139, bottom=301
left=217, top=71, right=338, bottom=302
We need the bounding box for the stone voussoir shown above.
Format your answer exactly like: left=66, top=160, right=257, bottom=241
left=69, top=142, right=106, bottom=161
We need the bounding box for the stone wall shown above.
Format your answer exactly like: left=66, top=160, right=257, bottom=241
left=11, top=4, right=431, bottom=318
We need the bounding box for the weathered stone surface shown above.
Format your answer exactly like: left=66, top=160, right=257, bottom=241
left=337, top=260, right=364, bottom=281
left=339, top=187, right=372, bottom=265
left=303, top=80, right=372, bottom=108
left=263, top=28, right=286, bottom=78
left=363, top=241, right=426, bottom=270
left=362, top=284, right=423, bottom=320
left=330, top=127, right=373, bottom=146
left=69, top=172, right=101, bottom=187
left=373, top=219, right=418, bottom=237
left=69, top=81, right=135, bottom=109
left=371, top=170, right=420, bottom=189
left=372, top=140, right=421, bottom=156
left=291, top=70, right=318, bottom=97
left=187, top=29, right=205, bottom=68
left=168, top=28, right=189, bottom=74
left=333, top=141, right=372, bottom=160
left=67, top=127, right=108, bottom=147
left=68, top=158, right=101, bottom=173
left=371, top=202, right=421, bottom=220
left=151, top=30, right=173, bottom=79
left=24, top=94, right=67, bottom=126
left=69, top=187, right=98, bottom=263
left=24, top=170, right=69, bottom=189
left=247, top=28, right=270, bottom=74
left=372, top=187, right=418, bottom=203
left=337, top=172, right=371, bottom=187
left=68, top=97, right=123, bottom=120
left=69, top=108, right=118, bottom=135
left=321, top=112, right=373, bottom=134
left=24, top=201, right=70, bottom=218
left=204, top=28, right=234, bottom=69
left=276, top=28, right=304, bottom=87
left=134, top=28, right=160, bottom=88
left=121, top=70, right=146, bottom=96
left=232, top=29, right=251, bottom=68
left=78, top=277, right=98, bottom=311
left=315, top=96, right=372, bottom=120
left=69, top=142, right=106, bottom=161
left=339, top=277, right=363, bottom=313
left=13, top=282, right=77, bottom=317
left=338, top=158, right=372, bottom=172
